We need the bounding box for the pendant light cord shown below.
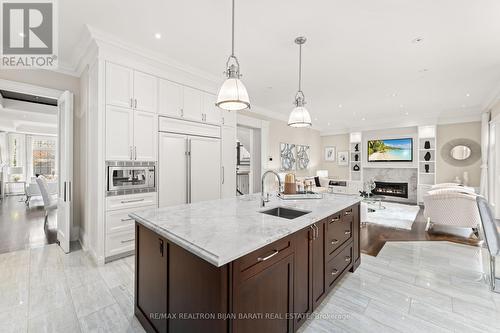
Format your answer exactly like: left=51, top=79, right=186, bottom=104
left=298, top=42, right=302, bottom=92
left=231, top=0, right=235, bottom=57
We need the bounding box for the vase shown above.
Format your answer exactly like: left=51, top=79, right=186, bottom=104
left=424, top=141, right=431, bottom=149
left=354, top=154, right=359, bottom=161
left=424, top=152, right=431, bottom=161
left=353, top=164, right=360, bottom=171
left=354, top=143, right=359, bottom=152
left=424, top=164, right=429, bottom=173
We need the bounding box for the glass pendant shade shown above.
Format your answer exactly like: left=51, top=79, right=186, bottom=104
left=288, top=105, right=312, bottom=127
left=216, top=77, right=250, bottom=111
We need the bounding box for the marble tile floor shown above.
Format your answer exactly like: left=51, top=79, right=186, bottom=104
left=299, top=241, right=500, bottom=333
left=1, top=241, right=498, bottom=333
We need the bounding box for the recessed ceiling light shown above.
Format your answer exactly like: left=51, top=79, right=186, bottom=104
left=405, top=112, right=409, bottom=116
left=412, top=37, right=424, bottom=44
left=361, top=117, right=366, bottom=121
left=399, top=104, right=404, bottom=108
left=466, top=93, right=470, bottom=97
left=391, top=92, right=397, bottom=97
left=314, top=117, right=318, bottom=121
left=338, top=104, right=343, bottom=108
left=327, top=122, right=331, bottom=126
left=154, top=33, right=162, bottom=39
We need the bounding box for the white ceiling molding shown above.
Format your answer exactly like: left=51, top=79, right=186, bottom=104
left=320, top=113, right=482, bottom=136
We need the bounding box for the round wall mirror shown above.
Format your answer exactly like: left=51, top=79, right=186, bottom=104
left=450, top=145, right=472, bottom=160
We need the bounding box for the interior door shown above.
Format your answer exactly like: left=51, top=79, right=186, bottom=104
left=159, top=132, right=188, bottom=207
left=189, top=136, right=221, bottom=203
left=57, top=91, right=73, bottom=253
left=133, top=110, right=157, bottom=161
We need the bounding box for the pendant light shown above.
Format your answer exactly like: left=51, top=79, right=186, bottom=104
left=288, top=36, right=312, bottom=128
left=216, top=0, right=250, bottom=111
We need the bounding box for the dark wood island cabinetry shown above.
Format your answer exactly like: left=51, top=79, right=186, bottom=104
left=134, top=202, right=360, bottom=333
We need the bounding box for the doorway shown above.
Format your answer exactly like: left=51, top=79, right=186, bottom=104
left=0, top=79, right=73, bottom=254
left=236, top=125, right=262, bottom=195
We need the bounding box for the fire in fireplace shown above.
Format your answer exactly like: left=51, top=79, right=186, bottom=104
left=372, top=181, right=408, bottom=198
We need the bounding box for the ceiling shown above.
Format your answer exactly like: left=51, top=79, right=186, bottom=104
left=60, top=0, right=500, bottom=133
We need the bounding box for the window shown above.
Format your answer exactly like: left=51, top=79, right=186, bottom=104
left=32, top=137, right=56, bottom=177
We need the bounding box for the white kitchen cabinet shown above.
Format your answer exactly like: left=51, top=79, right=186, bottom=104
left=106, top=105, right=134, bottom=161
left=106, top=106, right=157, bottom=161
left=106, top=62, right=157, bottom=113
left=106, top=63, right=133, bottom=108
left=158, top=79, right=183, bottom=118
left=134, top=110, right=157, bottom=161
left=203, top=92, right=221, bottom=124
left=159, top=132, right=188, bottom=207
left=221, top=109, right=237, bottom=127
left=133, top=71, right=157, bottom=113
left=221, top=126, right=236, bottom=198
left=183, top=86, right=203, bottom=121
left=190, top=136, right=221, bottom=203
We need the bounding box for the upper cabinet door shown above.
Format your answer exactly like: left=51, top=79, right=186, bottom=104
left=158, top=79, right=183, bottom=118
left=183, top=86, right=203, bottom=121
left=133, top=110, right=157, bottom=161
left=221, top=109, right=237, bottom=127
left=203, top=92, right=221, bottom=124
left=106, top=62, right=133, bottom=108
left=106, top=105, right=134, bottom=161
left=133, top=71, right=158, bottom=113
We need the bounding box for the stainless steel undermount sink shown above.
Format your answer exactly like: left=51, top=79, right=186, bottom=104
left=260, top=207, right=311, bottom=220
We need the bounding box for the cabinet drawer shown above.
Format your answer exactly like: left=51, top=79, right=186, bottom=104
left=326, top=243, right=353, bottom=287
left=106, top=193, right=157, bottom=211
left=106, top=230, right=135, bottom=257
left=327, top=213, right=352, bottom=255
left=235, top=237, right=294, bottom=281
left=106, top=205, right=156, bottom=233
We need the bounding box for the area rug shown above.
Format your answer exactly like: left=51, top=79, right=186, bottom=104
left=365, top=202, right=420, bottom=230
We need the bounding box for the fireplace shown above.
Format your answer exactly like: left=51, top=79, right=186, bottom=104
left=372, top=181, right=408, bottom=199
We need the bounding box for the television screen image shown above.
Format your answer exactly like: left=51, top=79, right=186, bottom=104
left=367, top=138, right=413, bottom=162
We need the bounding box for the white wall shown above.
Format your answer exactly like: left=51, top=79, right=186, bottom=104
left=319, top=133, right=350, bottom=179
left=436, top=121, right=481, bottom=186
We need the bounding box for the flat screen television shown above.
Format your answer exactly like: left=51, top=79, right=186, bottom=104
left=367, top=138, right=413, bottom=162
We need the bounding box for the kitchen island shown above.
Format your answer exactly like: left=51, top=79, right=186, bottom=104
left=130, top=193, right=361, bottom=333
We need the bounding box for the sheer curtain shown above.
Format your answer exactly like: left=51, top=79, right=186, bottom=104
left=480, top=111, right=490, bottom=198
left=26, top=135, right=34, bottom=181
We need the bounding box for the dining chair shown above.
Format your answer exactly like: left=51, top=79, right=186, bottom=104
left=476, top=196, right=500, bottom=293
left=35, top=176, right=58, bottom=226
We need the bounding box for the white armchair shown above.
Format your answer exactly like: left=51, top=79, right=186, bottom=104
left=423, top=188, right=480, bottom=232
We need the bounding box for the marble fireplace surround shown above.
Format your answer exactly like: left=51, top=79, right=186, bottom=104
left=363, top=167, right=418, bottom=204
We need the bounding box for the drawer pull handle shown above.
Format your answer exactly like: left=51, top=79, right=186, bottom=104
left=331, top=217, right=340, bottom=223
left=331, top=269, right=339, bottom=276
left=257, top=250, right=279, bottom=262
left=121, top=198, right=145, bottom=204
left=121, top=239, right=134, bottom=244
left=121, top=218, right=134, bottom=222
left=344, top=230, right=351, bottom=235
left=345, top=256, right=351, bottom=262
left=331, top=239, right=339, bottom=245
left=345, top=210, right=352, bottom=216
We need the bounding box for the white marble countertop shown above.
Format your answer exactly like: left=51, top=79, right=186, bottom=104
left=130, top=193, right=361, bottom=267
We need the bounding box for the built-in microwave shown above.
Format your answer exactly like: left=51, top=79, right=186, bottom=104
left=106, top=161, right=155, bottom=195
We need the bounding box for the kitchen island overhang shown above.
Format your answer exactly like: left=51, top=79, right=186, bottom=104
left=131, top=193, right=361, bottom=333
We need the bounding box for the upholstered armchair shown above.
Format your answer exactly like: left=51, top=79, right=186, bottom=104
left=423, top=187, right=480, bottom=232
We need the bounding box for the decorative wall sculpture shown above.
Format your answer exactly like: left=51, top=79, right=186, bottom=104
left=280, top=143, right=296, bottom=171
left=296, top=145, right=310, bottom=170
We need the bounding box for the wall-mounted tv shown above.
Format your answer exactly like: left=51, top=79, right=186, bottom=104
left=367, top=138, right=413, bottom=162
